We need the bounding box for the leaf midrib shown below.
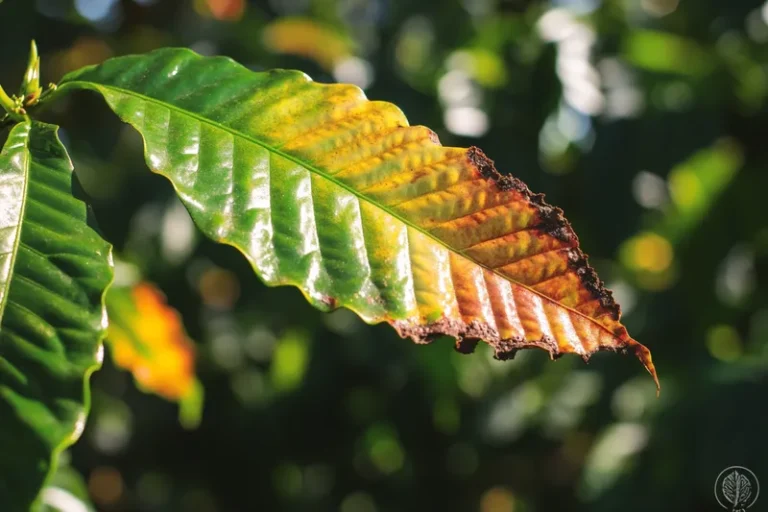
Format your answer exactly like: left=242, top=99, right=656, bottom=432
left=0, top=122, right=31, bottom=323
left=59, top=81, right=619, bottom=341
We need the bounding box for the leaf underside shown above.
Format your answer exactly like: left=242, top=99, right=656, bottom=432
left=58, top=48, right=658, bottom=388
left=0, top=121, right=113, bottom=510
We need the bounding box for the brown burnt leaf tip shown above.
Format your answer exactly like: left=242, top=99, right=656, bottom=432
left=387, top=147, right=658, bottom=394
left=565, top=248, right=621, bottom=320
left=467, top=146, right=528, bottom=193
left=491, top=335, right=559, bottom=361
left=455, top=337, right=479, bottom=354
left=392, top=316, right=659, bottom=395
left=631, top=340, right=661, bottom=396
left=466, top=147, right=573, bottom=241
left=466, top=146, right=623, bottom=320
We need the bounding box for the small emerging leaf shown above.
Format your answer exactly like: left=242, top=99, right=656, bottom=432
left=58, top=48, right=658, bottom=390
left=21, top=40, right=42, bottom=105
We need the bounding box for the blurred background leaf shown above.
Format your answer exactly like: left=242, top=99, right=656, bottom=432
left=106, top=265, right=203, bottom=429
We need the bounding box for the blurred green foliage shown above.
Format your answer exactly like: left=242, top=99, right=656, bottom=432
left=2, top=0, right=767, bottom=510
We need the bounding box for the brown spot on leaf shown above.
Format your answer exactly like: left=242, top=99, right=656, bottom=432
left=320, top=295, right=337, bottom=309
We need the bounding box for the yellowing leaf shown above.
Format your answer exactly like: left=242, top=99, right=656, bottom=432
left=59, top=48, right=659, bottom=392
left=106, top=282, right=201, bottom=424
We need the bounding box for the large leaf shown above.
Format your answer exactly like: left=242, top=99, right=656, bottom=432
left=56, top=48, right=658, bottom=387
left=0, top=121, right=113, bottom=510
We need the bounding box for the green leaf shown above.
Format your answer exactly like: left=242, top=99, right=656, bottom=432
left=40, top=453, right=95, bottom=512
left=56, top=48, right=657, bottom=388
left=0, top=121, right=113, bottom=511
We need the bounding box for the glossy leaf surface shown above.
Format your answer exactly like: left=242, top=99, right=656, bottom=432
left=57, top=48, right=658, bottom=387
left=0, top=121, right=113, bottom=510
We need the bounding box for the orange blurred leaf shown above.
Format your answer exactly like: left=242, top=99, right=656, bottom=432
left=262, top=18, right=355, bottom=70
left=106, top=282, right=202, bottom=424
left=194, top=0, right=245, bottom=21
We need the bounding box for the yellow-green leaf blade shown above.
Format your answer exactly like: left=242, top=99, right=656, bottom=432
left=57, top=48, right=658, bottom=389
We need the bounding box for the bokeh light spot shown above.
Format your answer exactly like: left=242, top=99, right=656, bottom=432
left=340, top=491, right=377, bottom=512
left=624, top=232, right=674, bottom=273
left=480, top=487, right=516, bottom=512
left=364, top=425, right=405, bottom=475
left=270, top=329, right=310, bottom=393
left=136, top=472, right=172, bottom=508
left=706, top=324, right=743, bottom=362
left=444, top=107, right=489, bottom=137
left=433, top=397, right=461, bottom=434
left=273, top=463, right=302, bottom=498
left=198, top=267, right=240, bottom=310
left=668, top=168, right=701, bottom=210
left=88, top=467, right=124, bottom=506
left=75, top=0, right=117, bottom=22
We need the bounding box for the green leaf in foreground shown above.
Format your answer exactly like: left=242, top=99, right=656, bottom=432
left=56, top=48, right=657, bottom=389
left=0, top=121, right=113, bottom=511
